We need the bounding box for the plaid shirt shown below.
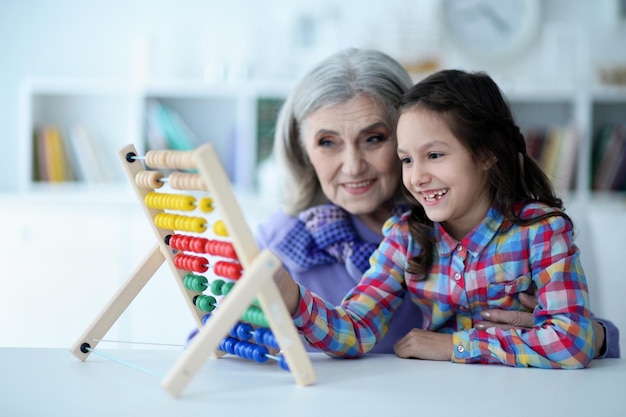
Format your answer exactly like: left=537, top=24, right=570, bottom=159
left=293, top=202, right=595, bottom=368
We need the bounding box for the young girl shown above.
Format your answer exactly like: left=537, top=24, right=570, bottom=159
left=275, top=69, right=596, bottom=368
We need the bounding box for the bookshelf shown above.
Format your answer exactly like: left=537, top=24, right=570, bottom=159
left=590, top=90, right=626, bottom=192
left=20, top=79, right=291, bottom=194
left=19, top=79, right=134, bottom=192
left=20, top=78, right=626, bottom=199
left=506, top=91, right=580, bottom=197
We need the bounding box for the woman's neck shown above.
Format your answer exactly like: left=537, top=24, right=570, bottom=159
left=356, top=204, right=395, bottom=235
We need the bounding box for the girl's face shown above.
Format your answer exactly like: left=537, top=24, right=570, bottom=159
left=396, top=109, right=493, bottom=240
left=302, top=95, right=400, bottom=232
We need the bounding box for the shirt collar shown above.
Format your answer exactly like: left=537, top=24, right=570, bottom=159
left=435, top=205, right=503, bottom=258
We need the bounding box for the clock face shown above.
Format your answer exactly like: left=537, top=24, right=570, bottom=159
left=440, top=0, right=542, bottom=61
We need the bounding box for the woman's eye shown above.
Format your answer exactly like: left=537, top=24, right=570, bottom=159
left=399, top=156, right=412, bottom=164
left=366, top=134, right=386, bottom=143
left=318, top=138, right=334, bottom=147
left=428, top=152, right=443, bottom=159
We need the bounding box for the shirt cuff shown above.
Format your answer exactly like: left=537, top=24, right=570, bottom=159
left=451, top=332, right=475, bottom=363
left=292, top=283, right=314, bottom=328
left=594, top=318, right=621, bottom=359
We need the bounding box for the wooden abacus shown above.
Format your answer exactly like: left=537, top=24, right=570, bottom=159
left=70, top=144, right=315, bottom=397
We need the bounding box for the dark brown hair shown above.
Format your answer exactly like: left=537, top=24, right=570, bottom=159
left=399, top=69, right=571, bottom=276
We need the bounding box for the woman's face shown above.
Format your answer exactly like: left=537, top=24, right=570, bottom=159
left=302, top=95, right=400, bottom=229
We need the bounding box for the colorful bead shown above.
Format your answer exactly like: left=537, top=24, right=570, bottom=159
left=197, top=197, right=214, bottom=213
left=213, top=220, right=228, bottom=236
left=194, top=295, right=217, bottom=312
left=183, top=273, right=208, bottom=292
left=174, top=254, right=208, bottom=273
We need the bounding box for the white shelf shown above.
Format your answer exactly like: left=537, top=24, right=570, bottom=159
left=20, top=78, right=291, bottom=194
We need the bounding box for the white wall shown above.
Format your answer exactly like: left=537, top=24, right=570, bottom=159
left=1, top=0, right=626, bottom=191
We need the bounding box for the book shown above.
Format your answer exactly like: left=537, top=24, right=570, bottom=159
left=539, top=126, right=564, bottom=185
left=146, top=100, right=199, bottom=151
left=609, top=135, right=626, bottom=191
left=591, top=125, right=616, bottom=189
left=551, top=125, right=579, bottom=195
left=67, top=124, right=113, bottom=183
left=34, top=125, right=75, bottom=183
left=524, top=127, right=545, bottom=163
left=593, top=125, right=625, bottom=190
left=524, top=125, right=578, bottom=195
left=34, top=127, right=49, bottom=182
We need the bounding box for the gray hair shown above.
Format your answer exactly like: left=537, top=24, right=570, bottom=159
left=274, top=47, right=413, bottom=215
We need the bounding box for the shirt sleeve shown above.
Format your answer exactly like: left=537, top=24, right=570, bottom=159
left=452, top=213, right=596, bottom=368
left=592, top=316, right=621, bottom=359
left=291, top=218, right=409, bottom=357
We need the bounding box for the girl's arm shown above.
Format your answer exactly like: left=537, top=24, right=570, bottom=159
left=273, top=220, right=409, bottom=357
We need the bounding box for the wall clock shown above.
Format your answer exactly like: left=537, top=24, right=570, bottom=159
left=439, top=0, right=543, bottom=62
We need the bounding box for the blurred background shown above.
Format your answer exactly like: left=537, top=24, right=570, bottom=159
left=0, top=0, right=624, bottom=351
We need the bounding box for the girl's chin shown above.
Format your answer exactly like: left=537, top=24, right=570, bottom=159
left=422, top=206, right=447, bottom=223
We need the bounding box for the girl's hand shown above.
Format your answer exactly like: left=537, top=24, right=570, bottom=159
left=272, top=264, right=301, bottom=316
left=393, top=329, right=453, bottom=361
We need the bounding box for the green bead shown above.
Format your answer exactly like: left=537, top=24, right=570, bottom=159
left=210, top=279, right=225, bottom=295
left=183, top=274, right=208, bottom=292
left=241, top=305, right=268, bottom=327
left=222, top=281, right=235, bottom=296
left=195, top=295, right=217, bottom=312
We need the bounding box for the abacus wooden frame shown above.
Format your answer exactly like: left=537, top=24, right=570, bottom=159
left=70, top=143, right=316, bottom=397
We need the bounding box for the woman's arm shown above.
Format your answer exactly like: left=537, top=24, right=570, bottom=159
left=475, top=292, right=619, bottom=358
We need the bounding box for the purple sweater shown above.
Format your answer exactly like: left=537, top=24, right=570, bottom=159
left=256, top=208, right=423, bottom=354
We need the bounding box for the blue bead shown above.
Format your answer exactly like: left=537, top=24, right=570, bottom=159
left=229, top=324, right=239, bottom=338
left=264, top=330, right=279, bottom=349
left=252, top=346, right=269, bottom=363
left=253, top=328, right=267, bottom=345
left=278, top=355, right=289, bottom=371
left=237, top=323, right=253, bottom=340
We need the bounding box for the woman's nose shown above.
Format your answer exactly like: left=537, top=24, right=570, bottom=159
left=341, top=148, right=366, bottom=176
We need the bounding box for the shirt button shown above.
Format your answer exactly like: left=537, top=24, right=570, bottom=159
left=454, top=273, right=462, bottom=281
left=457, top=345, right=465, bottom=353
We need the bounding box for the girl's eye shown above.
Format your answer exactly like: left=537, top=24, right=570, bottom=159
left=428, top=152, right=443, bottom=159
left=399, top=156, right=412, bottom=164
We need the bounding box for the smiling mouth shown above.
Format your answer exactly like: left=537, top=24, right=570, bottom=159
left=343, top=179, right=375, bottom=189
left=422, top=189, right=448, bottom=202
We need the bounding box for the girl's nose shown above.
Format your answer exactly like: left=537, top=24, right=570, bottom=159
left=409, top=164, right=430, bottom=189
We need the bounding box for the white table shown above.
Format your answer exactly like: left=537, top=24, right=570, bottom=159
left=1, top=348, right=624, bottom=417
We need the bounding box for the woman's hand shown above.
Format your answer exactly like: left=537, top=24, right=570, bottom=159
left=474, top=292, right=537, bottom=330
left=393, top=329, right=453, bottom=360
left=474, top=292, right=605, bottom=358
